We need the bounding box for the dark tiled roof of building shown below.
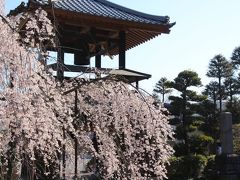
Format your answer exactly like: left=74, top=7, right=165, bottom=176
left=10, top=0, right=174, bottom=56
left=33, top=0, right=170, bottom=25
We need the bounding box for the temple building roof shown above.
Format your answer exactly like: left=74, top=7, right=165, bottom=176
left=34, top=0, right=171, bottom=26
left=11, top=0, right=175, bottom=56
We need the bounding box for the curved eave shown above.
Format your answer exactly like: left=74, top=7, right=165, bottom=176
left=109, top=30, right=160, bottom=56
left=44, top=7, right=173, bottom=32
left=44, top=8, right=173, bottom=55
left=30, top=0, right=170, bottom=24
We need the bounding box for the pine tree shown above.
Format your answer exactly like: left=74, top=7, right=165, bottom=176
left=167, top=70, right=214, bottom=179
left=206, top=54, right=231, bottom=112
left=153, top=77, right=172, bottom=103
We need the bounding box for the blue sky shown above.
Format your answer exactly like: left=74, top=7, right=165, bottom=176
left=6, top=0, right=240, bottom=93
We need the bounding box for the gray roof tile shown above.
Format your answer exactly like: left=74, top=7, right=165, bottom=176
left=34, top=0, right=169, bottom=25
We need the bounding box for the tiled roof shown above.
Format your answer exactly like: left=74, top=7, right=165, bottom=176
left=33, top=0, right=170, bottom=25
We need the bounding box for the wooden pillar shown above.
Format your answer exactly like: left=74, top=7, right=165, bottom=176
left=90, top=27, right=102, bottom=69
left=57, top=49, right=64, bottom=82
left=136, top=80, right=139, bottom=90
left=119, top=31, right=126, bottom=69
left=95, top=45, right=101, bottom=68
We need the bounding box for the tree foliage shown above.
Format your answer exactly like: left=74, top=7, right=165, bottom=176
left=231, top=46, right=240, bottom=69
left=65, top=79, right=174, bottom=179
left=0, top=8, right=72, bottom=179
left=206, top=54, right=231, bottom=112
left=172, top=70, right=201, bottom=93
left=168, top=70, right=202, bottom=121
left=167, top=154, right=208, bottom=180
left=164, top=70, right=215, bottom=179
left=153, top=77, right=172, bottom=103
